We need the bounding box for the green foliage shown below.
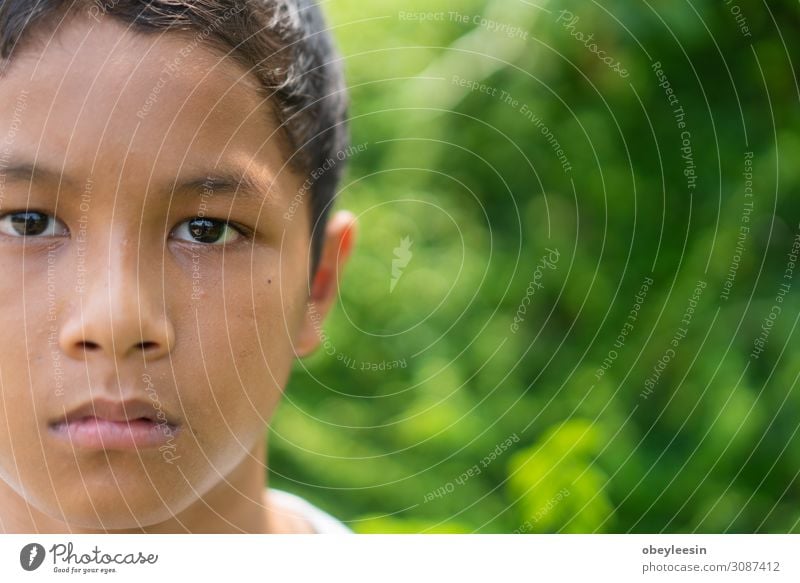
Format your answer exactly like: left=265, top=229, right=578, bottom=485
left=507, top=420, right=614, bottom=533
left=269, top=0, right=800, bottom=533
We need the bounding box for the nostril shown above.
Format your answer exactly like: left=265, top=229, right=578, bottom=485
left=77, top=341, right=100, bottom=351
left=72, top=340, right=160, bottom=356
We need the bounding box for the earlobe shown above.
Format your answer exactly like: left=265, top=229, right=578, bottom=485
left=294, top=210, right=357, bottom=358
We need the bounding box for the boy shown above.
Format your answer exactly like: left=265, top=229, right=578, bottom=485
left=0, top=0, right=355, bottom=533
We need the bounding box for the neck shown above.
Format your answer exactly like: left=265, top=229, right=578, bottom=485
left=0, top=440, right=277, bottom=534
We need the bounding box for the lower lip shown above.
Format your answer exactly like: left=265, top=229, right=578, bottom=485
left=49, top=417, right=180, bottom=450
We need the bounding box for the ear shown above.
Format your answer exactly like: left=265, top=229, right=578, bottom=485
left=294, top=210, right=357, bottom=358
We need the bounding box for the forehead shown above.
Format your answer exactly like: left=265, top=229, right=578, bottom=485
left=0, top=13, right=297, bottom=200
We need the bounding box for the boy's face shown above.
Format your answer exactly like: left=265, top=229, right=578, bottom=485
left=0, top=15, right=340, bottom=529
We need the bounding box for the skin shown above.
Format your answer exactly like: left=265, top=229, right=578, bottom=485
left=0, top=12, right=355, bottom=533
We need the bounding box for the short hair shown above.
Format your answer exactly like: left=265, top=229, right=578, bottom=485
left=0, top=0, right=349, bottom=273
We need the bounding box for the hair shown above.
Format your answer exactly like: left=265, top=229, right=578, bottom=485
left=0, top=0, right=349, bottom=273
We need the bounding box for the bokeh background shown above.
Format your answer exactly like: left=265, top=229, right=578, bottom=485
left=269, top=0, right=800, bottom=533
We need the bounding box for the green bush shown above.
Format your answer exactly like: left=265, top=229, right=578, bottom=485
left=269, top=0, right=800, bottom=533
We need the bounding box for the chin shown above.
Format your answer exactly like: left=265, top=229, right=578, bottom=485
left=58, top=502, right=176, bottom=532
left=35, top=460, right=198, bottom=531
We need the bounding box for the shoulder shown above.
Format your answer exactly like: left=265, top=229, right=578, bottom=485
left=268, top=488, right=352, bottom=534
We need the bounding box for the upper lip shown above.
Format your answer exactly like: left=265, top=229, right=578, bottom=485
left=50, top=398, right=178, bottom=427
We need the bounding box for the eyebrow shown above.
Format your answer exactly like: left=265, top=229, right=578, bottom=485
left=169, top=169, right=273, bottom=205
left=1, top=160, right=274, bottom=206
left=0, top=162, right=80, bottom=188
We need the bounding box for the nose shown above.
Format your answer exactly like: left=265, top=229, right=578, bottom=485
left=59, top=237, right=175, bottom=364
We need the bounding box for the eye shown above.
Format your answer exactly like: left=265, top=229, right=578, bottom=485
left=0, top=211, right=69, bottom=238
left=171, top=217, right=244, bottom=245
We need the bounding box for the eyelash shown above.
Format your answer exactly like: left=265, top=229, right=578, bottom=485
left=170, top=217, right=252, bottom=246
left=0, top=209, right=252, bottom=246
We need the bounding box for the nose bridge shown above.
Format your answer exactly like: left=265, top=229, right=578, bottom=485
left=106, top=233, right=153, bottom=319
left=61, top=227, right=175, bottom=363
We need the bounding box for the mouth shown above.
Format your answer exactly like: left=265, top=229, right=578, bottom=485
left=48, top=399, right=181, bottom=451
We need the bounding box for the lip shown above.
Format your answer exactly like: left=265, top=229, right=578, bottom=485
left=48, top=398, right=181, bottom=451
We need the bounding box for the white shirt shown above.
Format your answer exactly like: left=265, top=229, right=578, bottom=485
left=269, top=488, right=351, bottom=534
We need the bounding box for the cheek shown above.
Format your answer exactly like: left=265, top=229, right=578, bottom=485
left=227, top=279, right=299, bottom=409
left=172, top=255, right=305, bottom=446
left=0, top=332, right=60, bottom=513
left=0, top=381, right=43, bottom=488
left=0, top=254, right=78, bottom=512
left=0, top=254, right=54, bottom=469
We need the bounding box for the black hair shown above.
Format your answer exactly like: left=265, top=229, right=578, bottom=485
left=0, top=0, right=349, bottom=273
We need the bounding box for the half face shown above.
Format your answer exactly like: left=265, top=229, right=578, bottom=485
left=0, top=13, right=313, bottom=529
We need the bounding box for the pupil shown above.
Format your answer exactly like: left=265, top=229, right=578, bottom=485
left=11, top=212, right=48, bottom=236
left=188, top=218, right=223, bottom=243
